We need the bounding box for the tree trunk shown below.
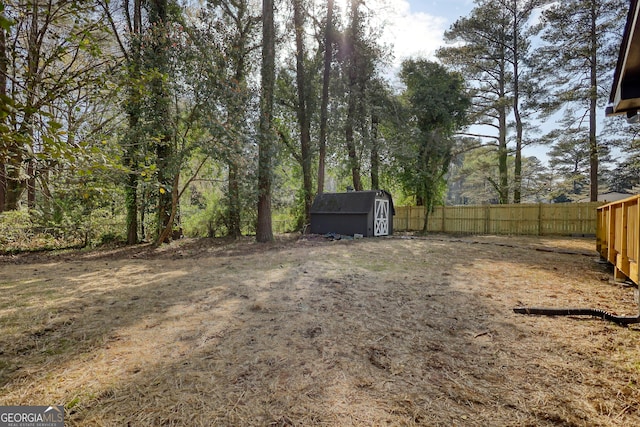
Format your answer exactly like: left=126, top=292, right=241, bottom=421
left=422, top=207, right=430, bottom=235
left=293, top=0, right=313, bottom=225
left=4, top=0, right=40, bottom=210
left=157, top=157, right=208, bottom=245
left=5, top=158, right=24, bottom=210
left=22, top=0, right=38, bottom=210
left=141, top=183, right=148, bottom=240
left=513, top=122, right=523, bottom=203
left=39, top=166, right=52, bottom=215
left=588, top=0, right=598, bottom=202
left=157, top=173, right=180, bottom=246
left=345, top=105, right=362, bottom=191
left=345, top=0, right=363, bottom=192
left=122, top=0, right=142, bottom=244
left=27, top=160, right=35, bottom=209
left=157, top=148, right=173, bottom=242
left=6, top=127, right=31, bottom=210
left=147, top=0, right=174, bottom=242
left=370, top=114, right=380, bottom=189
left=125, top=171, right=138, bottom=244
left=498, top=115, right=509, bottom=204
left=222, top=0, right=254, bottom=239
left=512, top=0, right=523, bottom=204
left=317, top=0, right=334, bottom=195
left=498, top=49, right=509, bottom=204
left=124, top=79, right=140, bottom=245
left=227, top=160, right=242, bottom=238
left=0, top=163, right=5, bottom=213
left=256, top=0, right=275, bottom=242
left=0, top=17, right=6, bottom=212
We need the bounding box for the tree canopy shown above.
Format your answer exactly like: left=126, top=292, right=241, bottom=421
left=0, top=0, right=634, bottom=248
left=392, top=59, right=469, bottom=231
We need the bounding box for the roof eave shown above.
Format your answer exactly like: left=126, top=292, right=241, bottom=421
left=608, top=0, right=640, bottom=117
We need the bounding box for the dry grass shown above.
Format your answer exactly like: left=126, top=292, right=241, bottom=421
left=1, top=234, right=639, bottom=426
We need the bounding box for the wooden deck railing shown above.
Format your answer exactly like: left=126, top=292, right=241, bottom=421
left=596, top=195, right=640, bottom=284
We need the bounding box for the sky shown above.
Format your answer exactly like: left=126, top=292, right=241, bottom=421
left=377, top=0, right=475, bottom=64
left=369, top=1, right=625, bottom=166
left=374, top=0, right=556, bottom=163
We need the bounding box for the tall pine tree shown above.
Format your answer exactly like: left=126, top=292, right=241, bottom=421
left=438, top=1, right=511, bottom=203
left=256, top=0, right=275, bottom=242
left=536, top=0, right=626, bottom=201
left=439, top=0, right=542, bottom=204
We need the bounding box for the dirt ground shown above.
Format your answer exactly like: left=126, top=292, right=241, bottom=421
left=1, top=234, right=639, bottom=426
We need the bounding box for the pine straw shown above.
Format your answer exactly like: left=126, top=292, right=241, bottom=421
left=1, top=235, right=639, bottom=426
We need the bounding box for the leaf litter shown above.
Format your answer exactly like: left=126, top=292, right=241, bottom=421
left=0, top=234, right=639, bottom=426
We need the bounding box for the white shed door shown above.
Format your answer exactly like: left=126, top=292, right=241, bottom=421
left=374, top=199, right=389, bottom=236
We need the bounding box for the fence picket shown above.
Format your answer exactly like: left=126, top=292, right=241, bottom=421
left=394, top=202, right=603, bottom=236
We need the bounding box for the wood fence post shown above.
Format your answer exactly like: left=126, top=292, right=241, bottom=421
left=608, top=205, right=616, bottom=265
left=618, top=201, right=629, bottom=281
left=538, top=203, right=543, bottom=236
left=484, top=205, right=490, bottom=234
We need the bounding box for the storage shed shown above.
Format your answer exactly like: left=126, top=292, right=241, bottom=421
left=310, top=190, right=394, bottom=237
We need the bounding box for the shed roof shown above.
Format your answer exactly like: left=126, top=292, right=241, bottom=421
left=606, top=0, right=640, bottom=117
left=310, top=190, right=394, bottom=215
left=578, top=191, right=633, bottom=203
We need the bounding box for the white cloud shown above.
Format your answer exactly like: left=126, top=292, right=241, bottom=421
left=330, top=0, right=449, bottom=85
left=362, top=0, right=447, bottom=87
left=376, top=0, right=448, bottom=65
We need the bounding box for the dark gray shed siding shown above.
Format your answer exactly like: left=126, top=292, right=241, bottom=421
left=310, top=190, right=394, bottom=237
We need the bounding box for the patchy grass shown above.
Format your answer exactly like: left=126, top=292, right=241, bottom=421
left=0, top=235, right=639, bottom=426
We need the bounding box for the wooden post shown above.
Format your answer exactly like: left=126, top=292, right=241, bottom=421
left=636, top=199, right=640, bottom=284
left=596, top=206, right=602, bottom=255
left=608, top=205, right=616, bottom=265
left=484, top=205, right=490, bottom=234
left=615, top=202, right=629, bottom=282
left=538, top=203, right=543, bottom=236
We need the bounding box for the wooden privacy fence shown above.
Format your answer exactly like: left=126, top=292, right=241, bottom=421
left=597, top=195, right=640, bottom=284
left=394, top=202, right=603, bottom=236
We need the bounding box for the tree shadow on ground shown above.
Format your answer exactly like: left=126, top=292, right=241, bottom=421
left=0, top=236, right=639, bottom=426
